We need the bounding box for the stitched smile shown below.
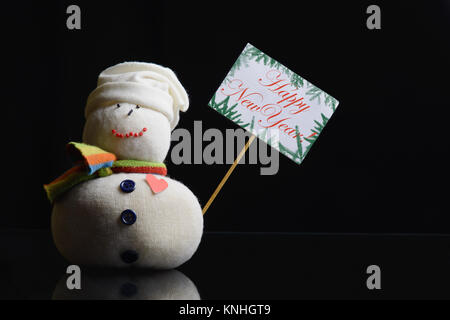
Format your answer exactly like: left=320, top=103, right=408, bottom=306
left=112, top=127, right=147, bottom=138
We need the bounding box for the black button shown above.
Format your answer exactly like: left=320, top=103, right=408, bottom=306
left=121, top=250, right=139, bottom=264
left=121, top=209, right=137, bottom=225
left=120, top=179, right=135, bottom=193
left=120, top=282, right=138, bottom=297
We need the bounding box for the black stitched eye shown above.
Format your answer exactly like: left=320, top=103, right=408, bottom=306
left=135, top=105, right=140, bottom=109
left=117, top=104, right=121, bottom=108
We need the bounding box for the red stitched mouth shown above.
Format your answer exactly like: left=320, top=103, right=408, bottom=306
left=112, top=127, right=147, bottom=138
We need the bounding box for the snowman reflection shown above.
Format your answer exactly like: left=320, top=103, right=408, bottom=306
left=46, top=62, right=203, bottom=269
left=53, top=269, right=200, bottom=300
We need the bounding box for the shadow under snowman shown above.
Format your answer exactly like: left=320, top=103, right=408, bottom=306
left=45, top=62, right=203, bottom=269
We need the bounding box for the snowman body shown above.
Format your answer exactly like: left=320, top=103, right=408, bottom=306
left=49, top=61, right=204, bottom=269
left=52, top=173, right=203, bottom=269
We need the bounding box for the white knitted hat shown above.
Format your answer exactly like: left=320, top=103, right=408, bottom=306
left=85, top=62, right=189, bottom=129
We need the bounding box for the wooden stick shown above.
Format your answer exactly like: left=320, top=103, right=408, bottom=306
left=202, top=134, right=256, bottom=215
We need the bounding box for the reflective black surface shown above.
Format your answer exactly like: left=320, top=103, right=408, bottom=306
left=1, top=229, right=449, bottom=299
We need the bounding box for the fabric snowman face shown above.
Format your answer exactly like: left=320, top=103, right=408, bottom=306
left=82, top=103, right=171, bottom=162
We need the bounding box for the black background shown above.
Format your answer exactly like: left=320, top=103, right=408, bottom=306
left=3, top=0, right=450, bottom=234
left=1, top=0, right=450, bottom=301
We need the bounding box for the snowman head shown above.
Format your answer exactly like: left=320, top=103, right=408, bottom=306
left=82, top=62, right=189, bottom=162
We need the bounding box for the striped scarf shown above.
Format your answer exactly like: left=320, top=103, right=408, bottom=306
left=44, top=142, right=167, bottom=203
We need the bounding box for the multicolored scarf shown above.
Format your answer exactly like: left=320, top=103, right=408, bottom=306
left=44, top=142, right=167, bottom=203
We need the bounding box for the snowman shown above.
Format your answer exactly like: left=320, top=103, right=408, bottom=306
left=44, top=62, right=203, bottom=269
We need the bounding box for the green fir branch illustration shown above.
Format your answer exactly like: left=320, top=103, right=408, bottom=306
left=278, top=127, right=304, bottom=164
left=278, top=142, right=297, bottom=162
left=305, top=85, right=322, bottom=104
left=290, top=74, right=304, bottom=90
left=258, top=127, right=266, bottom=141
left=249, top=116, right=255, bottom=132
left=303, top=113, right=329, bottom=157
left=208, top=93, right=249, bottom=128
left=228, top=44, right=337, bottom=111
left=230, top=44, right=305, bottom=89
left=278, top=113, right=329, bottom=163
left=226, top=55, right=250, bottom=83
left=249, top=117, right=279, bottom=149
left=294, top=126, right=303, bottom=162
left=253, top=126, right=273, bottom=147
left=324, top=93, right=338, bottom=111
left=305, top=82, right=338, bottom=111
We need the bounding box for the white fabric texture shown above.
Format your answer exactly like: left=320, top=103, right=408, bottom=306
left=53, top=270, right=200, bottom=300
left=83, top=103, right=171, bottom=162
left=53, top=61, right=203, bottom=270
left=52, top=173, right=203, bottom=269
left=85, top=62, right=189, bottom=129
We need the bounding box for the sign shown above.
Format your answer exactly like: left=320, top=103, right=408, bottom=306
left=208, top=43, right=339, bottom=164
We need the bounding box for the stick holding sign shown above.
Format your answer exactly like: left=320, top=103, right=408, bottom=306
left=202, top=134, right=255, bottom=215
left=204, top=43, right=339, bottom=214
